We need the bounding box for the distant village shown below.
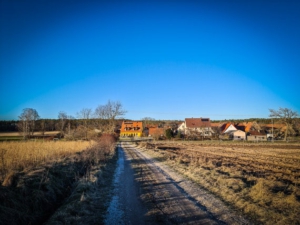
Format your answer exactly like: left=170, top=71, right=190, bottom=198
left=119, top=118, right=289, bottom=141
left=1, top=105, right=298, bottom=142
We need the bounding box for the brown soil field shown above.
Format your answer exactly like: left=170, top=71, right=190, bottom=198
left=137, top=141, right=300, bottom=225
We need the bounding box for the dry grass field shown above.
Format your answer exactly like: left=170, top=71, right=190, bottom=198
left=0, top=141, right=93, bottom=183
left=0, top=137, right=117, bottom=225
left=138, top=141, right=300, bottom=225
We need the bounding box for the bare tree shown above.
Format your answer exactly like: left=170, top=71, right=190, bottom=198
left=62, top=115, right=75, bottom=140
left=39, top=119, right=46, bottom=137
left=77, top=108, right=92, bottom=140
left=141, top=117, right=155, bottom=128
left=48, top=120, right=55, bottom=131
left=18, top=108, right=40, bottom=139
left=211, top=126, right=221, bottom=139
left=252, top=121, right=262, bottom=132
left=94, top=100, right=126, bottom=133
left=269, top=107, right=298, bottom=141
left=67, top=115, right=74, bottom=136
left=58, top=111, right=68, bottom=138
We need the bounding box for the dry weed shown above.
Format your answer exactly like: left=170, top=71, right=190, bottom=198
left=0, top=137, right=117, bottom=225
left=0, top=141, right=93, bottom=184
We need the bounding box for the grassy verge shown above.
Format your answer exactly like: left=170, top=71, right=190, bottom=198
left=0, top=141, right=93, bottom=183
left=0, top=137, right=117, bottom=225
left=46, top=147, right=118, bottom=224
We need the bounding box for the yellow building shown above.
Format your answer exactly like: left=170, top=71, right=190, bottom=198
left=120, top=121, right=143, bottom=137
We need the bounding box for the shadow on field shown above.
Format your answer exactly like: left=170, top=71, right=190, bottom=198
left=0, top=148, right=117, bottom=225
left=0, top=156, right=91, bottom=225
left=125, top=147, right=224, bottom=225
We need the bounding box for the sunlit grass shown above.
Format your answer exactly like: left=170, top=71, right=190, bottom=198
left=0, top=141, right=94, bottom=182
left=0, top=136, right=117, bottom=225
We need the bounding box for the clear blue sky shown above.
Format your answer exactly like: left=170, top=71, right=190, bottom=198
left=1, top=0, right=299, bottom=120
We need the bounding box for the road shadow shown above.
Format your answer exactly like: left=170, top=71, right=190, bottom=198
left=122, top=144, right=227, bottom=225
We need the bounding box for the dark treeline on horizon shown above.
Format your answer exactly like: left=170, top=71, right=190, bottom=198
left=0, top=118, right=280, bottom=132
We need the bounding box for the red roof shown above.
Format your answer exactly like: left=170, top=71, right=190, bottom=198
left=235, top=122, right=253, bottom=132
left=149, top=127, right=165, bottom=136
left=210, top=122, right=222, bottom=127
left=185, top=118, right=211, bottom=128
left=221, top=123, right=232, bottom=133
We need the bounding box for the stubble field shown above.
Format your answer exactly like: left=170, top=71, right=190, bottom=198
left=138, top=141, right=300, bottom=225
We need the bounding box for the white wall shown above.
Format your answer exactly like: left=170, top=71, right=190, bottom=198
left=232, top=130, right=246, bottom=140
left=224, top=124, right=237, bottom=133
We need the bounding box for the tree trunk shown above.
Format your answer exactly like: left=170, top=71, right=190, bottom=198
left=284, top=124, right=288, bottom=141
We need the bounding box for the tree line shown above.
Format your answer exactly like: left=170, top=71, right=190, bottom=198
left=0, top=106, right=299, bottom=141
left=1, top=100, right=126, bottom=140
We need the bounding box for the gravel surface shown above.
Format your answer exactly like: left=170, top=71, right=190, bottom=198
left=104, top=144, right=149, bottom=225
left=106, top=142, right=252, bottom=225
left=132, top=142, right=252, bottom=225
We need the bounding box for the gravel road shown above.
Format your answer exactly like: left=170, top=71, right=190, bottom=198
left=104, top=142, right=251, bottom=225
left=104, top=144, right=148, bottom=225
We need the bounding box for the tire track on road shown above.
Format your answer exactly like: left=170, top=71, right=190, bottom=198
left=123, top=142, right=227, bottom=225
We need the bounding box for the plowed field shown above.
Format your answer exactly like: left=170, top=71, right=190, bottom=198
left=137, top=141, right=300, bottom=224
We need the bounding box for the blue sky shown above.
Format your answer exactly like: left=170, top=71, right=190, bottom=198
left=1, top=0, right=299, bottom=120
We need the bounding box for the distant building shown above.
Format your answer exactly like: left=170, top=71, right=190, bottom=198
left=178, top=118, right=214, bottom=137
left=148, top=127, right=165, bottom=137
left=221, top=122, right=237, bottom=134
left=226, top=130, right=246, bottom=140
left=120, top=121, right=143, bottom=137
left=218, top=122, right=248, bottom=140
left=247, top=130, right=267, bottom=141
left=235, top=122, right=253, bottom=132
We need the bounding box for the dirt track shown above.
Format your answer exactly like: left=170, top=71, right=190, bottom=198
left=104, top=144, right=148, bottom=225
left=109, top=142, right=251, bottom=225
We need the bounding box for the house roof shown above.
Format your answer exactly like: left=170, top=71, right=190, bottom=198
left=235, top=124, right=245, bottom=131
left=120, top=121, right=143, bottom=133
left=220, top=122, right=230, bottom=131
left=149, top=127, right=165, bottom=135
left=221, top=122, right=237, bottom=134
left=185, top=118, right=211, bottom=128
left=210, top=122, right=222, bottom=127
left=245, top=122, right=253, bottom=132
left=235, top=122, right=253, bottom=132
left=222, top=123, right=231, bottom=132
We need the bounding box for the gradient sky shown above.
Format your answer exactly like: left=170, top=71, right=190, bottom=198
left=1, top=0, right=299, bottom=121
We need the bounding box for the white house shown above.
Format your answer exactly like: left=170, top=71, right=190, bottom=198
left=247, top=131, right=267, bottom=141
left=178, top=118, right=214, bottom=137
left=222, top=123, right=237, bottom=134
left=227, top=130, right=246, bottom=140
